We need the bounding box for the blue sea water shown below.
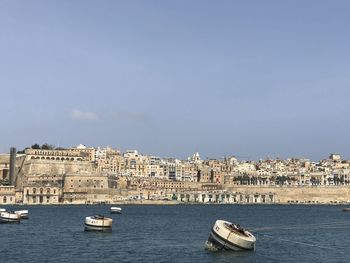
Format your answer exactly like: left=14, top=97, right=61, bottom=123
left=0, top=204, right=349, bottom=263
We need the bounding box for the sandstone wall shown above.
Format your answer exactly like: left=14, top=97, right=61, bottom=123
left=226, top=185, right=350, bottom=203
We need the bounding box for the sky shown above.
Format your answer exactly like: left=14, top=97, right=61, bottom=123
left=0, top=0, right=350, bottom=161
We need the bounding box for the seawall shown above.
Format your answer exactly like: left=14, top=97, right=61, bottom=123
left=226, top=185, right=350, bottom=204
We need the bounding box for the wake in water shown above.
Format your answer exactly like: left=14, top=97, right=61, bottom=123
left=204, top=241, right=220, bottom=252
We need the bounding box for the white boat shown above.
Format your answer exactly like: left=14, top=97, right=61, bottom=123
left=110, top=207, right=122, bottom=214
left=206, top=220, right=256, bottom=251
left=84, top=215, right=113, bottom=231
left=0, top=211, right=21, bottom=223
left=14, top=210, right=29, bottom=219
left=0, top=208, right=6, bottom=212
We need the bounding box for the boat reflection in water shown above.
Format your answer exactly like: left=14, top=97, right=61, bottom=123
left=205, top=220, right=256, bottom=251
left=84, top=215, right=113, bottom=232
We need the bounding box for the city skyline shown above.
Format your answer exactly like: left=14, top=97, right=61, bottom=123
left=1, top=1, right=350, bottom=160
left=1, top=143, right=347, bottom=163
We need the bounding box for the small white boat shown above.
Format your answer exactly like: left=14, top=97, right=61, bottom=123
left=15, top=210, right=29, bottom=219
left=0, top=208, right=6, bottom=212
left=84, top=215, right=113, bottom=231
left=110, top=207, right=122, bottom=214
left=206, top=220, right=256, bottom=251
left=0, top=211, right=21, bottom=223
left=342, top=208, right=350, bottom=212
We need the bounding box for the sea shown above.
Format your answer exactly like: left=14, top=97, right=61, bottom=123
left=0, top=204, right=349, bottom=263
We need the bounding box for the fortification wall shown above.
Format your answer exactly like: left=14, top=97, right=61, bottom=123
left=15, top=159, right=95, bottom=190
left=21, top=159, right=94, bottom=175
left=226, top=185, right=350, bottom=203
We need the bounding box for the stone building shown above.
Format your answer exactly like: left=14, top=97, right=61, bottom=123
left=0, top=155, right=9, bottom=183
left=25, top=148, right=89, bottom=161
left=62, top=173, right=111, bottom=204
left=0, top=186, right=16, bottom=204
left=69, top=144, right=96, bottom=162
left=22, top=185, right=61, bottom=204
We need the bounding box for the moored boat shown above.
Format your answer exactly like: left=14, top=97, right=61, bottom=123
left=110, top=207, right=122, bottom=214
left=15, top=210, right=29, bottom=219
left=342, top=208, right=350, bottom=212
left=206, top=220, right=256, bottom=251
left=0, top=211, right=21, bottom=223
left=84, top=215, right=113, bottom=231
left=0, top=208, right=6, bottom=212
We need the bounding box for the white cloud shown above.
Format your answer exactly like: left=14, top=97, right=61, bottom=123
left=70, top=109, right=98, bottom=121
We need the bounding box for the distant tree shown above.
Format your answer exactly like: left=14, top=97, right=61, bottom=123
left=41, top=143, right=55, bottom=150
left=31, top=144, right=41, bottom=149
left=55, top=147, right=66, bottom=150
left=17, top=147, right=29, bottom=154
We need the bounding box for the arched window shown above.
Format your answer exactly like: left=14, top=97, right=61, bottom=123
left=47, top=188, right=50, bottom=194
left=33, top=188, right=36, bottom=194
left=40, top=188, right=43, bottom=194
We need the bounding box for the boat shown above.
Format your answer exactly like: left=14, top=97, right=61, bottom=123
left=84, top=215, right=113, bottom=231
left=14, top=210, right=29, bottom=219
left=110, top=207, right=122, bottom=214
left=0, top=211, right=21, bottom=223
left=0, top=208, right=6, bottom=212
left=342, top=208, right=350, bottom=212
left=206, top=220, right=256, bottom=251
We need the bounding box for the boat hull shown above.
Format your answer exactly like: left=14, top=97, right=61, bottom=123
left=110, top=207, right=122, bottom=214
left=206, top=220, right=256, bottom=251
left=84, top=223, right=112, bottom=232
left=0, top=212, right=21, bottom=223
left=15, top=210, right=29, bottom=219
left=84, top=216, right=112, bottom=231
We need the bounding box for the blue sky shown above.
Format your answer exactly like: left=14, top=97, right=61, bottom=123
left=1, top=0, right=349, bottom=160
